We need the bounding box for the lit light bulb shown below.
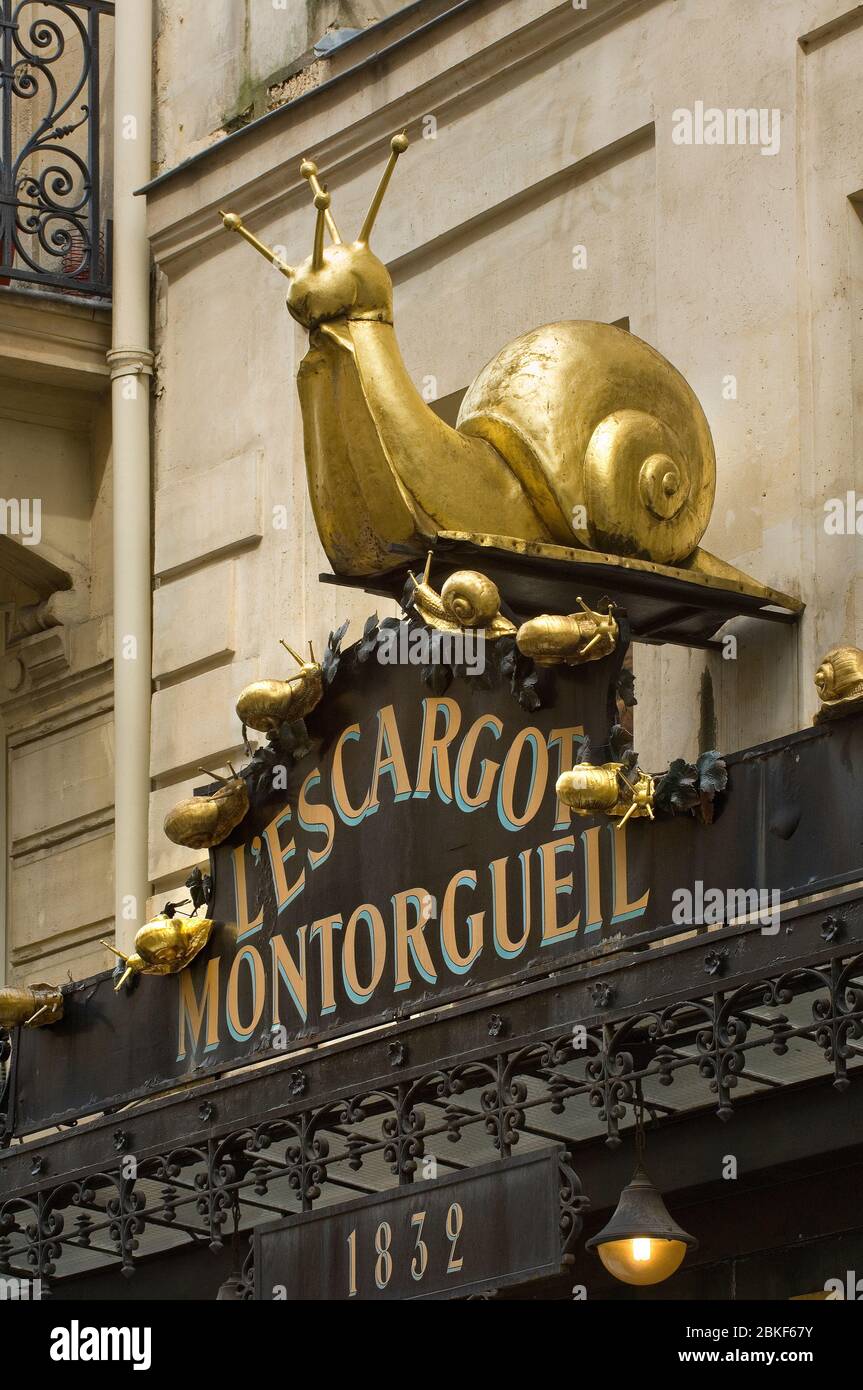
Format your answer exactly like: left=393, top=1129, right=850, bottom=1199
left=587, top=1164, right=697, bottom=1286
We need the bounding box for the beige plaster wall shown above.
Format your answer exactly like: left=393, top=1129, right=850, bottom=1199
left=0, top=343, right=115, bottom=985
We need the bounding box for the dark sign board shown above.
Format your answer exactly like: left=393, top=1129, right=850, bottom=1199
left=6, top=632, right=863, bottom=1136
left=254, top=1148, right=567, bottom=1300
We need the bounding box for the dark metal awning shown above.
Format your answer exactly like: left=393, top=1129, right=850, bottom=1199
left=322, top=532, right=803, bottom=650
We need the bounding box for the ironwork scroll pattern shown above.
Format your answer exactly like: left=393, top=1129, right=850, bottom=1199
left=0, top=0, right=113, bottom=295
left=1, top=950, right=862, bottom=1288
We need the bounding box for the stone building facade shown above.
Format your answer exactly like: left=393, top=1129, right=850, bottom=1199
left=1, top=0, right=862, bottom=986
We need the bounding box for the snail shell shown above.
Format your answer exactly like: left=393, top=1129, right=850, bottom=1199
left=134, top=914, right=215, bottom=974
left=412, top=569, right=516, bottom=638
left=814, top=646, right=863, bottom=706
left=457, top=321, right=715, bottom=565
left=556, top=764, right=622, bottom=816
left=164, top=776, right=249, bottom=849
left=813, top=645, right=863, bottom=722
left=236, top=665, right=324, bottom=733
left=0, top=983, right=64, bottom=1028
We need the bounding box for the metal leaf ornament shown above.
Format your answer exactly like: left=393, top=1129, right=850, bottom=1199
left=322, top=619, right=351, bottom=685
left=694, top=749, right=728, bottom=824
left=607, top=724, right=632, bottom=761
left=654, top=757, right=701, bottom=814
left=616, top=666, right=637, bottom=708
left=356, top=612, right=381, bottom=663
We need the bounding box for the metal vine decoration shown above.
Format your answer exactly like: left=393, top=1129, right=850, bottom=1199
left=0, top=0, right=113, bottom=295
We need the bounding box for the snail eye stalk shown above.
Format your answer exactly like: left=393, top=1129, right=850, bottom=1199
left=357, top=131, right=409, bottom=245
left=300, top=159, right=342, bottom=243
left=218, top=211, right=294, bottom=279
left=311, top=191, right=330, bottom=271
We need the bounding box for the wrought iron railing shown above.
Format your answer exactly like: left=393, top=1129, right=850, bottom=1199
left=0, top=0, right=113, bottom=297
left=1, top=899, right=861, bottom=1291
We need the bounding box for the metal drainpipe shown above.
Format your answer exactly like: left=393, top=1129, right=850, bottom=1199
left=106, top=0, right=154, bottom=954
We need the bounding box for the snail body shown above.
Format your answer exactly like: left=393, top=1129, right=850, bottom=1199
left=236, top=642, right=324, bottom=734
left=164, top=768, right=249, bottom=849
left=221, top=135, right=719, bottom=581
left=409, top=558, right=516, bottom=638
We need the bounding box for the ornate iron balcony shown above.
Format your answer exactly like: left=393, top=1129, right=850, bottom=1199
left=0, top=0, right=113, bottom=298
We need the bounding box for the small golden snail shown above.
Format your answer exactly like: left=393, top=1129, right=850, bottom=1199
left=0, top=983, right=63, bottom=1029
left=236, top=640, right=324, bottom=734
left=813, top=645, right=863, bottom=724
left=517, top=597, right=619, bottom=666
left=102, top=910, right=215, bottom=992
left=409, top=554, right=516, bottom=639
left=222, top=134, right=719, bottom=580
left=163, top=765, right=249, bottom=849
left=557, top=762, right=655, bottom=827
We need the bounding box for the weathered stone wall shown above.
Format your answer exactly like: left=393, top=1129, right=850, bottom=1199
left=154, top=0, right=410, bottom=173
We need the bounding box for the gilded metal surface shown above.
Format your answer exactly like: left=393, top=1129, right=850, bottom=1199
left=163, top=768, right=249, bottom=849
left=102, top=915, right=215, bottom=992
left=557, top=761, right=655, bottom=826
left=517, top=597, right=619, bottom=665
left=813, top=646, right=863, bottom=724
left=0, top=983, right=63, bottom=1029
left=236, top=642, right=324, bottom=734
left=409, top=555, right=515, bottom=638
left=220, top=133, right=785, bottom=595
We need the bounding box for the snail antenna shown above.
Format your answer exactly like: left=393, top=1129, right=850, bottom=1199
left=308, top=640, right=316, bottom=663
left=114, top=964, right=135, bottom=992
left=100, top=938, right=129, bottom=962
left=198, top=767, right=230, bottom=785
left=311, top=190, right=330, bottom=271
left=280, top=639, right=305, bottom=666
left=422, top=550, right=433, bottom=586
left=358, top=131, right=409, bottom=245
left=300, top=159, right=341, bottom=242
left=219, top=211, right=294, bottom=279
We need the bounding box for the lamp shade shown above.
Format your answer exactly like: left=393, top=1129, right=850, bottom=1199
left=586, top=1164, right=697, bottom=1286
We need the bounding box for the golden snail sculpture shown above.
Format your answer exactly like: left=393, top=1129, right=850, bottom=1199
left=813, top=645, right=863, bottom=723
left=219, top=132, right=764, bottom=591
left=163, top=765, right=249, bottom=850
left=102, top=910, right=215, bottom=992
left=557, top=762, right=655, bottom=827
left=516, top=598, right=619, bottom=665
left=409, top=555, right=515, bottom=638
left=0, top=982, right=63, bottom=1029
left=235, top=641, right=324, bottom=734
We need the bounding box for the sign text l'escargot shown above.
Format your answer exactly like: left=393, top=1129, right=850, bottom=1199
left=176, top=653, right=645, bottom=1061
